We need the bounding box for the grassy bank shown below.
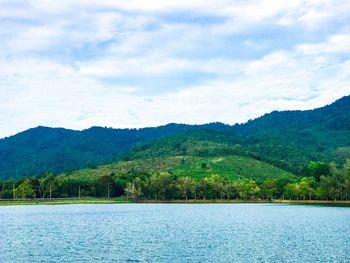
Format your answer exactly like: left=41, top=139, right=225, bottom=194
left=0, top=198, right=131, bottom=206
left=136, top=199, right=350, bottom=204
left=1, top=198, right=349, bottom=206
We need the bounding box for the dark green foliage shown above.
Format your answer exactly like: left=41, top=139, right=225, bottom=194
left=0, top=95, right=350, bottom=181
left=315, top=161, right=350, bottom=200
left=0, top=124, right=208, bottom=179
left=16, top=178, right=35, bottom=198
left=260, top=179, right=278, bottom=200
left=1, top=160, right=349, bottom=200
left=303, top=161, right=331, bottom=182
left=149, top=172, right=177, bottom=200
left=233, top=95, right=350, bottom=172
left=95, top=174, right=124, bottom=197
left=122, top=130, right=245, bottom=160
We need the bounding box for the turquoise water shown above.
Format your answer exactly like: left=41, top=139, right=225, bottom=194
left=0, top=204, right=349, bottom=262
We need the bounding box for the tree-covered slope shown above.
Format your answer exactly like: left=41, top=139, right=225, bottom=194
left=69, top=155, right=295, bottom=184
left=0, top=124, right=204, bottom=179
left=232, top=95, right=350, bottom=171
left=122, top=130, right=245, bottom=160
left=237, top=95, right=350, bottom=132
left=0, top=95, right=349, bottom=179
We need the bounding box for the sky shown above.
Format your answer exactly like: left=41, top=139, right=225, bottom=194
left=0, top=0, right=350, bottom=138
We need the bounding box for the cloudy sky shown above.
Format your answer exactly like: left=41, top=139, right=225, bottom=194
left=1, top=0, right=350, bottom=138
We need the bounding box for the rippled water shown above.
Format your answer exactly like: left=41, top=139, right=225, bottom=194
left=0, top=204, right=349, bottom=263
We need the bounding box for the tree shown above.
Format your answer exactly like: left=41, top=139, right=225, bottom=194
left=177, top=176, right=196, bottom=201
left=38, top=172, right=57, bottom=198
left=0, top=180, right=16, bottom=199
left=344, top=160, right=350, bottom=200
left=284, top=183, right=300, bottom=200
left=260, top=179, right=277, bottom=200
left=222, top=181, right=238, bottom=200
left=206, top=174, right=224, bottom=199
left=238, top=179, right=260, bottom=199
left=197, top=178, right=210, bottom=200
left=95, top=174, right=117, bottom=198
left=125, top=182, right=143, bottom=201
left=299, top=177, right=315, bottom=200
left=327, top=163, right=348, bottom=200
left=275, top=176, right=292, bottom=199
left=315, top=176, right=330, bottom=200
left=16, top=178, right=35, bottom=198
left=149, top=172, right=176, bottom=200
left=306, top=161, right=331, bottom=182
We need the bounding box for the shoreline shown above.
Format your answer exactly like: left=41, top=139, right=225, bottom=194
left=135, top=199, right=350, bottom=205
left=1, top=198, right=350, bottom=206
left=0, top=198, right=131, bottom=206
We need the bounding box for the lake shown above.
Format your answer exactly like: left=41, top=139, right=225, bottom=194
left=0, top=204, right=349, bottom=262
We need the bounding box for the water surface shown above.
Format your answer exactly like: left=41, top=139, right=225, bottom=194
left=1, top=204, right=349, bottom=262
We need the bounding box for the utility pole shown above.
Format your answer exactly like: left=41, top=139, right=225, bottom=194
left=78, top=185, right=81, bottom=199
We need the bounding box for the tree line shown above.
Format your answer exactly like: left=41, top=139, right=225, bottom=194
left=1, top=161, right=349, bottom=201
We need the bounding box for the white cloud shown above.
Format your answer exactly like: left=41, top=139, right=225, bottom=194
left=298, top=34, right=350, bottom=54
left=1, top=48, right=349, bottom=138
left=0, top=0, right=350, bottom=138
left=78, top=56, right=193, bottom=77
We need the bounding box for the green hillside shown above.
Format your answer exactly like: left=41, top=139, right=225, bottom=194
left=0, top=95, right=349, bottom=179
left=233, top=95, right=350, bottom=172
left=2, top=132, right=349, bottom=201
left=70, top=155, right=295, bottom=183
left=170, top=156, right=295, bottom=182
left=122, top=130, right=244, bottom=160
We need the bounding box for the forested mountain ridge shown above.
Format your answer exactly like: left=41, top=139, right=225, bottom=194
left=0, top=124, right=204, bottom=179
left=231, top=95, right=350, bottom=172
left=235, top=95, right=350, bottom=133
left=0, top=95, right=349, bottom=179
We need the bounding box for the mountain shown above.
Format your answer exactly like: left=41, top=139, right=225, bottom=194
left=0, top=95, right=349, bottom=179
left=69, top=155, right=296, bottom=185
left=232, top=95, right=350, bottom=171
left=0, top=124, right=205, bottom=179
